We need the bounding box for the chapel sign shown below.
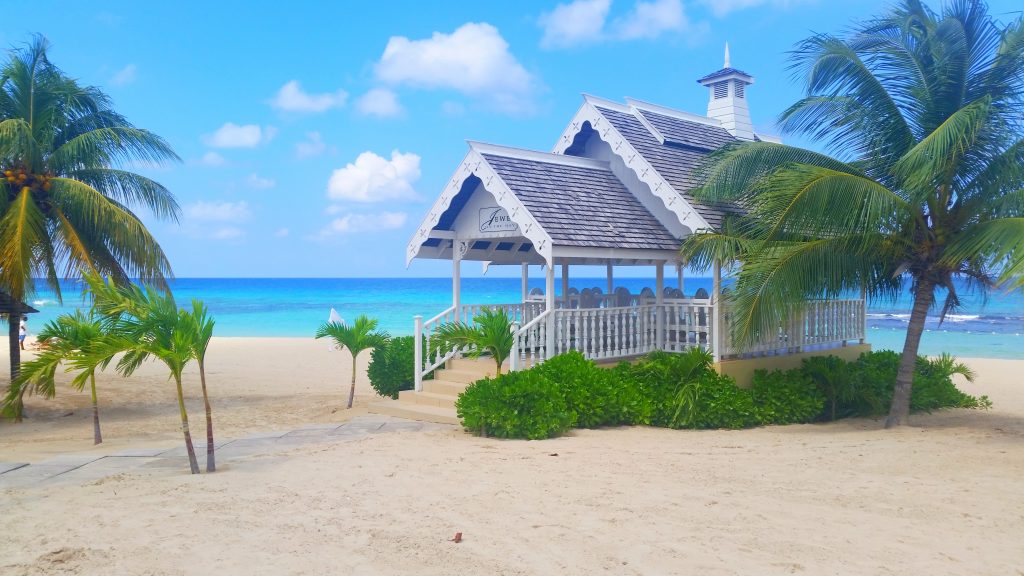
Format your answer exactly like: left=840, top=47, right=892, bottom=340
left=478, top=207, right=518, bottom=233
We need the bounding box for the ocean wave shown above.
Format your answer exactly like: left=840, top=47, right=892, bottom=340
left=31, top=299, right=55, bottom=307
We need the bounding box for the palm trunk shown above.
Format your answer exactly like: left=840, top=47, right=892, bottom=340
left=885, top=280, right=935, bottom=428
left=8, top=310, right=23, bottom=422
left=90, top=373, right=102, bottom=445
left=198, top=360, right=215, bottom=472
left=348, top=352, right=357, bottom=409
left=174, top=374, right=200, bottom=474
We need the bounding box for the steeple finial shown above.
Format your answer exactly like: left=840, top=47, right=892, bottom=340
left=724, top=42, right=731, bottom=68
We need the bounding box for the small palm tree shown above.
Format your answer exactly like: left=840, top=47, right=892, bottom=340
left=315, top=315, right=389, bottom=409
left=86, top=274, right=201, bottom=474
left=435, top=308, right=515, bottom=376
left=4, top=310, right=117, bottom=443
left=187, top=299, right=216, bottom=472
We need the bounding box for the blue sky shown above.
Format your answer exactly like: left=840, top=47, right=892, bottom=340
left=11, top=0, right=1021, bottom=278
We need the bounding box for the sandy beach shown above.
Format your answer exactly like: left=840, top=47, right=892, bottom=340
left=1, top=338, right=1022, bottom=575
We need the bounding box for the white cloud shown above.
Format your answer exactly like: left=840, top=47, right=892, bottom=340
left=184, top=201, right=252, bottom=222
left=538, top=0, right=611, bottom=49
left=698, top=0, right=814, bottom=17
left=327, top=150, right=421, bottom=203
left=270, top=80, right=348, bottom=113
left=613, top=0, right=690, bottom=39
left=111, top=64, right=137, bottom=86
left=319, top=212, right=408, bottom=236
left=374, top=22, right=535, bottom=114
left=199, top=151, right=226, bottom=166
left=295, top=131, right=327, bottom=158
left=356, top=88, right=403, bottom=118
left=246, top=173, right=275, bottom=190
left=202, top=123, right=274, bottom=148
left=538, top=0, right=698, bottom=48
left=211, top=227, right=244, bottom=240
left=274, top=228, right=290, bottom=237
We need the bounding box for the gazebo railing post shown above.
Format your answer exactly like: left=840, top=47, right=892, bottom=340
left=413, top=315, right=424, bottom=391
left=510, top=322, right=520, bottom=372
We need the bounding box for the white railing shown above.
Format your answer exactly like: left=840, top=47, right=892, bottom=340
left=413, top=305, right=458, bottom=391
left=415, top=298, right=865, bottom=382
left=720, top=299, right=866, bottom=358
left=459, top=302, right=544, bottom=325
left=550, top=305, right=657, bottom=360
left=510, top=309, right=553, bottom=371
left=660, top=299, right=714, bottom=353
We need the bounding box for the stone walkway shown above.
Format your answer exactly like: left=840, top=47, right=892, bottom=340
left=0, top=416, right=450, bottom=489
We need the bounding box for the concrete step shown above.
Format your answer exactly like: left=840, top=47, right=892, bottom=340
left=398, top=390, right=457, bottom=409
left=447, top=358, right=502, bottom=376
left=435, top=368, right=493, bottom=384
left=369, top=400, right=460, bottom=426
left=422, top=379, right=470, bottom=396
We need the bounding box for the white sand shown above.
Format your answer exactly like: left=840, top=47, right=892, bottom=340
left=2, top=338, right=1022, bottom=575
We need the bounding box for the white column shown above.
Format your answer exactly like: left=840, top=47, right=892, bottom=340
left=677, top=263, right=684, bottom=295
left=606, top=262, right=613, bottom=295
left=561, top=263, right=569, bottom=309
left=413, top=315, right=423, bottom=391
left=452, top=240, right=462, bottom=320
left=859, top=284, right=867, bottom=345
left=521, top=263, right=528, bottom=303
left=545, top=263, right=556, bottom=361
left=712, top=260, right=722, bottom=362
left=655, top=262, right=665, bottom=350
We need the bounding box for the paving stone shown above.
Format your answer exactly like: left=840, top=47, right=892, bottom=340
left=0, top=462, right=29, bottom=475
left=373, top=422, right=424, bottom=433
left=0, top=465, right=84, bottom=489
left=111, top=447, right=172, bottom=458
left=36, top=454, right=106, bottom=468
left=283, top=427, right=335, bottom=438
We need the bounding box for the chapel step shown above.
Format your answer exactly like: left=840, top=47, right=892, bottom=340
left=434, top=368, right=491, bottom=385
left=398, top=390, right=457, bottom=409
left=368, top=400, right=460, bottom=426
left=422, top=379, right=471, bottom=396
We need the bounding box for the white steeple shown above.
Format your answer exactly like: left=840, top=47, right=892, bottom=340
left=697, top=43, right=755, bottom=141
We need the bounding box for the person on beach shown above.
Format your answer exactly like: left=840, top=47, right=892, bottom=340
left=19, top=316, right=27, bottom=350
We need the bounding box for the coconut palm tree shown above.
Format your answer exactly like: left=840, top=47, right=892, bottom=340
left=0, top=36, right=180, bottom=387
left=680, top=0, right=1024, bottom=427
left=315, top=315, right=389, bottom=409
left=3, top=310, right=119, bottom=441
left=434, top=308, right=515, bottom=376
left=187, top=299, right=216, bottom=472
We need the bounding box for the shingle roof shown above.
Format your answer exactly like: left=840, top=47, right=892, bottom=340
left=481, top=153, right=681, bottom=251
left=0, top=292, right=39, bottom=315
left=636, top=108, right=734, bottom=151
left=593, top=106, right=740, bottom=230
left=696, top=67, right=753, bottom=83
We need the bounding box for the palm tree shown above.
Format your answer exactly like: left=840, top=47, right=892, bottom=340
left=434, top=308, right=515, bottom=376
left=4, top=310, right=117, bottom=442
left=187, top=299, right=216, bottom=472
left=85, top=274, right=201, bottom=474
left=315, top=315, right=389, bottom=409
left=680, top=0, right=1024, bottom=427
left=0, top=36, right=180, bottom=386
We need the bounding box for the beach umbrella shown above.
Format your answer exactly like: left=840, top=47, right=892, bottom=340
left=327, top=308, right=344, bottom=350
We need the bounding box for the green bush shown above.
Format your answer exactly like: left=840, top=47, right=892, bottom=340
left=630, top=349, right=717, bottom=428
left=911, top=354, right=991, bottom=412
left=367, top=336, right=430, bottom=399
left=535, top=351, right=618, bottom=428
left=751, top=369, right=826, bottom=425
left=683, top=372, right=760, bottom=429
left=455, top=370, right=574, bottom=440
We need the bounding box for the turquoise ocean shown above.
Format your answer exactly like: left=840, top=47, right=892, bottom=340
left=23, top=277, right=1024, bottom=360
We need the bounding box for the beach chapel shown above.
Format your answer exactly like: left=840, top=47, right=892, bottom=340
left=375, top=49, right=869, bottom=423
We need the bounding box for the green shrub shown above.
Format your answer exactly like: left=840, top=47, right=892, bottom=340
left=682, top=372, right=760, bottom=429
left=456, top=370, right=574, bottom=440
left=751, top=369, right=826, bottom=425
left=535, top=351, right=619, bottom=428
left=911, top=354, right=991, bottom=412
left=367, top=336, right=430, bottom=399
left=630, top=348, right=716, bottom=428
